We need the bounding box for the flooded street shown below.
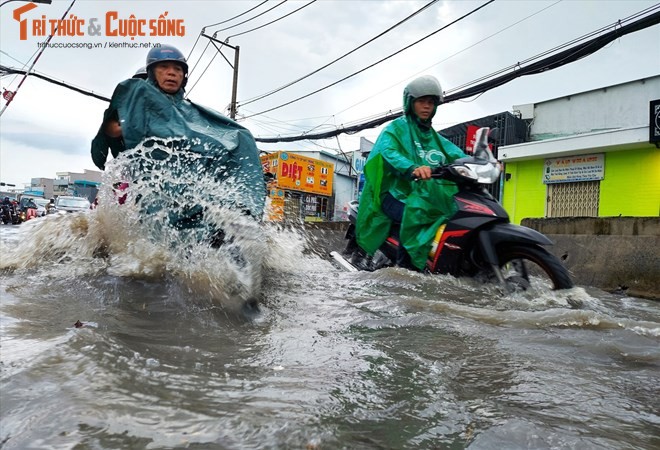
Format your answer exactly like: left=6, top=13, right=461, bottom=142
left=1, top=213, right=659, bottom=449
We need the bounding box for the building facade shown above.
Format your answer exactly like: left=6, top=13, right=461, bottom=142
left=260, top=144, right=373, bottom=222
left=261, top=151, right=336, bottom=222
left=28, top=178, right=55, bottom=199
left=52, top=169, right=103, bottom=202
left=498, top=76, right=660, bottom=224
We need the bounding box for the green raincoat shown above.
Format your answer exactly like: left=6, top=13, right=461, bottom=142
left=90, top=78, right=265, bottom=220
left=356, top=99, right=466, bottom=270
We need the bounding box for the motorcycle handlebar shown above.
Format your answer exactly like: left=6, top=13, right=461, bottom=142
left=412, top=165, right=448, bottom=181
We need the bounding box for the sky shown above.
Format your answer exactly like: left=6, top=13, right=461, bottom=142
left=0, top=0, right=658, bottom=188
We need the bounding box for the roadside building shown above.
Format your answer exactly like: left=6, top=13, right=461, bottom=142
left=260, top=144, right=374, bottom=222
left=348, top=137, right=374, bottom=203
left=53, top=169, right=102, bottom=202
left=497, top=75, right=660, bottom=224
left=439, top=111, right=530, bottom=201
left=261, top=151, right=336, bottom=222
left=29, top=178, right=54, bottom=199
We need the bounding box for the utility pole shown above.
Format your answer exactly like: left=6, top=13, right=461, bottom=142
left=229, top=45, right=240, bottom=120
left=201, top=33, right=240, bottom=120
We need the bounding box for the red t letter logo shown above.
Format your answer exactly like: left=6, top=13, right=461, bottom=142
left=13, top=3, right=38, bottom=41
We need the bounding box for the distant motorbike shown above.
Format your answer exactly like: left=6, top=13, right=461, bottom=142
left=1, top=202, right=21, bottom=225
left=19, top=205, right=39, bottom=222
left=332, top=127, right=573, bottom=292
left=17, top=198, right=39, bottom=222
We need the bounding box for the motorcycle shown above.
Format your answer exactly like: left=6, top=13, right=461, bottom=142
left=18, top=198, right=39, bottom=222
left=19, top=205, right=38, bottom=222
left=331, top=127, right=573, bottom=292
left=1, top=202, right=22, bottom=225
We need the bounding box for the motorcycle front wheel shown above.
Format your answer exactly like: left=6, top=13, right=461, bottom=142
left=496, top=244, right=573, bottom=291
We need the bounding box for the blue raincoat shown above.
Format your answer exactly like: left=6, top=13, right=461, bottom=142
left=90, top=78, right=265, bottom=222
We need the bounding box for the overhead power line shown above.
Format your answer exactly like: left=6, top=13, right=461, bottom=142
left=242, top=0, right=496, bottom=119
left=210, top=0, right=289, bottom=34
left=226, top=0, right=317, bottom=40
left=187, top=40, right=212, bottom=78
left=332, top=0, right=563, bottom=118
left=239, top=0, right=440, bottom=107
left=0, top=65, right=110, bottom=102
left=188, top=1, right=313, bottom=97
left=187, top=1, right=269, bottom=71
left=253, top=7, right=660, bottom=142
left=0, top=0, right=78, bottom=118
left=5, top=4, right=657, bottom=146
left=204, top=0, right=270, bottom=29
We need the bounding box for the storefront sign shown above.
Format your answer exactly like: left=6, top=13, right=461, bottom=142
left=650, top=99, right=660, bottom=144
left=266, top=188, right=285, bottom=221
left=351, top=150, right=366, bottom=175
left=304, top=195, right=318, bottom=214
left=543, top=153, right=605, bottom=184
left=260, top=151, right=334, bottom=196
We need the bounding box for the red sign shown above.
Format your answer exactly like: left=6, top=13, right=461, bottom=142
left=465, top=125, right=479, bottom=154
left=2, top=90, right=15, bottom=102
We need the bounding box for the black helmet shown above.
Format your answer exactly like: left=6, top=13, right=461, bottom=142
left=132, top=66, right=148, bottom=79
left=146, top=45, right=188, bottom=74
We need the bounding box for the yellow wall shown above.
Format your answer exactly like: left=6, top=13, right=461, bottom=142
left=502, top=159, right=547, bottom=224
left=599, top=149, right=660, bottom=216
left=502, top=147, right=660, bottom=224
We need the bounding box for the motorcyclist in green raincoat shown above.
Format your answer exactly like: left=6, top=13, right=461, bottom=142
left=356, top=75, right=466, bottom=270
left=90, top=45, right=265, bottom=228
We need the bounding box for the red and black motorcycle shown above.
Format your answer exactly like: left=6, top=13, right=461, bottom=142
left=332, top=127, right=573, bottom=292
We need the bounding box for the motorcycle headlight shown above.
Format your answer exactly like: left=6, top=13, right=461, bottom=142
left=454, top=165, right=478, bottom=180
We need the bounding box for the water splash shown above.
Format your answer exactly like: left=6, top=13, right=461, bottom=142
left=0, top=142, right=313, bottom=312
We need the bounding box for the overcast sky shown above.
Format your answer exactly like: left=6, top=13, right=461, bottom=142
left=1, top=0, right=658, bottom=188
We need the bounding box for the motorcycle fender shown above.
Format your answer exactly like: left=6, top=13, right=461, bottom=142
left=478, top=223, right=553, bottom=266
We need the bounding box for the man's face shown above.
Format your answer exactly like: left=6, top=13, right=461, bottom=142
left=154, top=61, right=185, bottom=94
left=413, top=96, right=436, bottom=121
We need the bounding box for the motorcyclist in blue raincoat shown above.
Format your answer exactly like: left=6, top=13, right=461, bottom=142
left=90, top=45, right=265, bottom=229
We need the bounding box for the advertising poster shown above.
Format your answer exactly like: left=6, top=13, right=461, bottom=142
left=266, top=187, right=285, bottom=221
left=267, top=151, right=334, bottom=196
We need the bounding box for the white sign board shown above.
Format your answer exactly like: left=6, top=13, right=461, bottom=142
left=543, top=153, right=605, bottom=184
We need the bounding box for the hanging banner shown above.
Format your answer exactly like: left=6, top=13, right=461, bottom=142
left=543, top=153, right=605, bottom=184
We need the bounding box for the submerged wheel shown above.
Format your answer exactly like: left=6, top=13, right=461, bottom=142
left=496, top=244, right=573, bottom=291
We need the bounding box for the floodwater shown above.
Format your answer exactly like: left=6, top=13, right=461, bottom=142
left=1, top=166, right=658, bottom=449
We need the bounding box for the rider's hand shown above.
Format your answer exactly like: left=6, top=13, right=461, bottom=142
left=104, top=119, right=123, bottom=138
left=412, top=166, right=432, bottom=180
